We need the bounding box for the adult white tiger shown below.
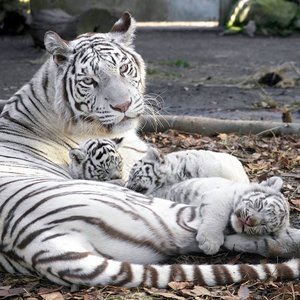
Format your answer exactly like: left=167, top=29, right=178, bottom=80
left=0, top=12, right=300, bottom=288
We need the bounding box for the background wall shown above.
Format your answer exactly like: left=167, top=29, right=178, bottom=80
left=30, top=0, right=221, bottom=22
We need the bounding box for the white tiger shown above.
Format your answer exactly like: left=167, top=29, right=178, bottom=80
left=150, top=176, right=289, bottom=255
left=126, top=146, right=249, bottom=195
left=0, top=12, right=299, bottom=289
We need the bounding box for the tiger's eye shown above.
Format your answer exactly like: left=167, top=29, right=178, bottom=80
left=82, top=77, right=95, bottom=85
left=120, top=64, right=129, bottom=74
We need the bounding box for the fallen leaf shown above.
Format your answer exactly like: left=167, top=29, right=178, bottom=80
left=83, top=294, right=98, bottom=300
left=0, top=287, right=27, bottom=298
left=40, top=292, right=64, bottom=300
left=187, top=285, right=211, bottom=297
left=238, top=285, right=250, bottom=300
left=38, top=287, right=63, bottom=295
left=144, top=287, right=185, bottom=300
left=218, top=133, right=228, bottom=141
left=168, top=281, right=192, bottom=290
left=291, top=199, right=300, bottom=208
left=0, top=283, right=36, bottom=298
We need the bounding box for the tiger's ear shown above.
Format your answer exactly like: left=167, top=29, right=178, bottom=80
left=260, top=176, right=283, bottom=192
left=69, top=148, right=86, bottom=164
left=110, top=12, right=136, bottom=47
left=145, top=147, right=165, bottom=163
left=44, top=31, right=72, bottom=65
left=111, top=137, right=124, bottom=148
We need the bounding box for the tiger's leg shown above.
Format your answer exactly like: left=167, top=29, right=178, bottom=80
left=223, top=227, right=300, bottom=258
left=195, top=198, right=231, bottom=255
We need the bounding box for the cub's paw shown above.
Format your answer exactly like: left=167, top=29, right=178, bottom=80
left=196, top=231, right=224, bottom=255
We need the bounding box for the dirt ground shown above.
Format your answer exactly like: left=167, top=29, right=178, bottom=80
left=0, top=29, right=300, bottom=122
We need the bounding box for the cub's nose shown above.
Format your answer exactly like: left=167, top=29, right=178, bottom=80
left=110, top=100, right=132, bottom=113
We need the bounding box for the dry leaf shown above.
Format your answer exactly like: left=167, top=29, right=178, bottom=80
left=41, top=292, right=64, bottom=300
left=83, top=294, right=98, bottom=300
left=144, top=287, right=185, bottom=300
left=0, top=287, right=26, bottom=298
left=0, top=284, right=36, bottom=298
left=238, top=285, right=250, bottom=300
left=168, top=281, right=192, bottom=290
left=291, top=199, right=300, bottom=208
left=181, top=285, right=211, bottom=297
left=218, top=133, right=228, bottom=141
left=38, top=287, right=63, bottom=295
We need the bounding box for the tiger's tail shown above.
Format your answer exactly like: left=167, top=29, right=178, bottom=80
left=35, top=253, right=300, bottom=288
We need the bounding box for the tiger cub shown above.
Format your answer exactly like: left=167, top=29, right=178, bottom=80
left=126, top=146, right=249, bottom=194
left=141, top=176, right=289, bottom=255
left=69, top=138, right=124, bottom=182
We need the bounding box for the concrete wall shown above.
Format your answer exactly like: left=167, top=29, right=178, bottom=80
left=165, top=0, right=219, bottom=21
left=31, top=0, right=220, bottom=22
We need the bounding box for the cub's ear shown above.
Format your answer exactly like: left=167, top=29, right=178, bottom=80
left=69, top=148, right=86, bottom=164
left=111, top=137, right=124, bottom=149
left=145, top=146, right=165, bottom=163
left=260, top=176, right=283, bottom=192
left=44, top=31, right=72, bottom=65
left=110, top=11, right=136, bottom=47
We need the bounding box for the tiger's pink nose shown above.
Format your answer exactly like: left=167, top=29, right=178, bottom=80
left=243, top=216, right=256, bottom=227
left=110, top=100, right=132, bottom=113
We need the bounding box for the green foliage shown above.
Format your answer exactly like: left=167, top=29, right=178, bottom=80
left=227, top=0, right=300, bottom=34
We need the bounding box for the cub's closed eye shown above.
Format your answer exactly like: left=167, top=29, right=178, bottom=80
left=82, top=77, right=96, bottom=85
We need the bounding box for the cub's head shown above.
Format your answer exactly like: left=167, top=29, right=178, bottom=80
left=44, top=12, right=145, bottom=135
left=126, top=147, right=167, bottom=194
left=231, top=177, right=289, bottom=235
left=69, top=138, right=123, bottom=181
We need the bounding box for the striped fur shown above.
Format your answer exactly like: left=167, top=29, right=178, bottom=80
left=126, top=146, right=249, bottom=195
left=69, top=138, right=123, bottom=181
left=0, top=12, right=299, bottom=288
left=133, top=176, right=290, bottom=255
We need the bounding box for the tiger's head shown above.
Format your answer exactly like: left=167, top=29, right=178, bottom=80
left=231, top=177, right=289, bottom=235
left=69, top=138, right=123, bottom=181
left=126, top=147, right=167, bottom=194
left=44, top=12, right=145, bottom=135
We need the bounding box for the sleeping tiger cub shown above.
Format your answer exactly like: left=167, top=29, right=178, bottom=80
left=68, top=139, right=289, bottom=255
left=141, top=176, right=289, bottom=255
left=126, top=146, right=249, bottom=194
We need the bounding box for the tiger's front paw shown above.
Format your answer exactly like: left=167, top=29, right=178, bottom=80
left=196, top=231, right=224, bottom=255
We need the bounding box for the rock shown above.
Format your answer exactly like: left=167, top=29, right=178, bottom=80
left=30, top=9, right=77, bottom=47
